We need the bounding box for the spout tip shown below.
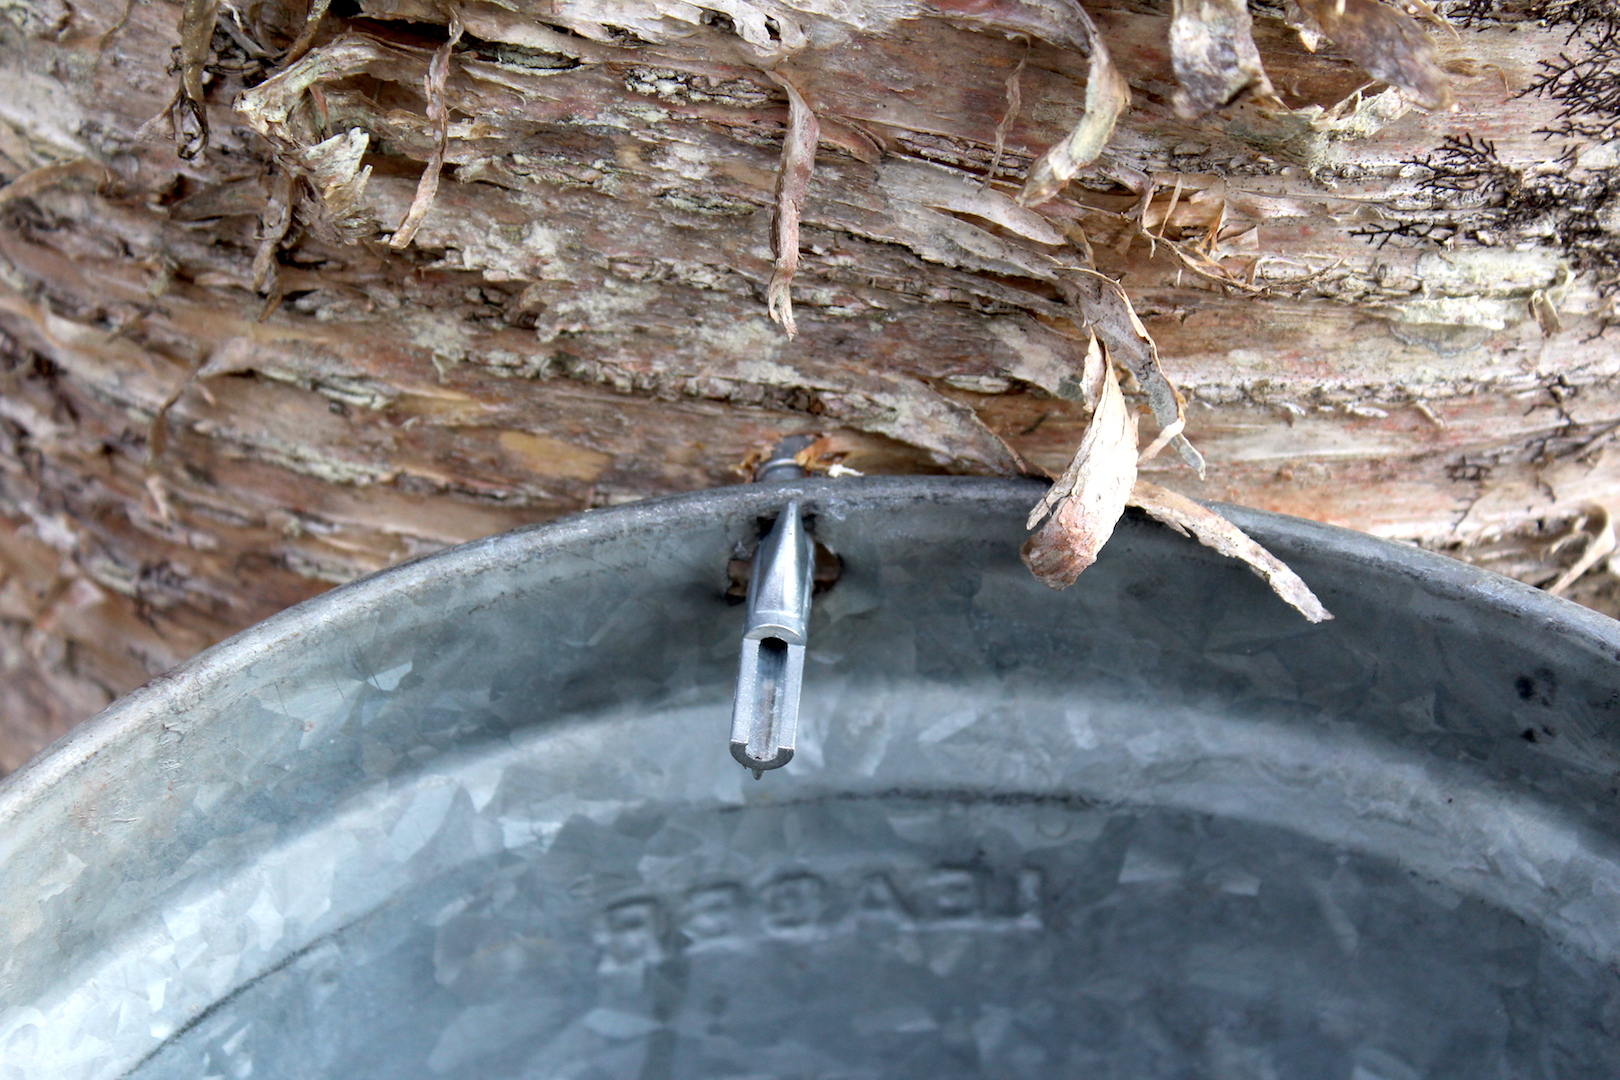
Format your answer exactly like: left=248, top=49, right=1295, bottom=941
left=731, top=741, right=794, bottom=775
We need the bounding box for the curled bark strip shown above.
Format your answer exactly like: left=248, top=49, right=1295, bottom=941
left=926, top=0, right=1103, bottom=54
left=0, top=160, right=108, bottom=210
left=983, top=46, right=1027, bottom=189
left=1027, top=330, right=1108, bottom=523
left=767, top=72, right=819, bottom=338
left=1017, top=2, right=1128, bottom=206
left=299, top=128, right=377, bottom=241
left=1129, top=480, right=1333, bottom=622
left=98, top=0, right=139, bottom=63
left=1293, top=0, right=1451, bottom=111
left=285, top=0, right=333, bottom=64
left=1531, top=288, right=1563, bottom=337
left=1022, top=336, right=1138, bottom=588
left=1062, top=270, right=1206, bottom=477
left=390, top=8, right=464, bottom=250
left=173, top=0, right=222, bottom=159
left=1170, top=0, right=1276, bottom=118
left=894, top=159, right=1065, bottom=247
left=148, top=352, right=214, bottom=464
left=1547, top=506, right=1616, bottom=597
left=252, top=167, right=296, bottom=294
left=704, top=0, right=807, bottom=55
left=1137, top=415, right=1185, bottom=463
left=236, top=36, right=397, bottom=135
left=819, top=118, right=881, bottom=164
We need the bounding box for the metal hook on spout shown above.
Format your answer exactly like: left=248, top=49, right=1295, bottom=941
left=732, top=437, right=816, bottom=778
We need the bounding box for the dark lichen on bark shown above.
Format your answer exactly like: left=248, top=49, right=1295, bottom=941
left=1346, top=4, right=1620, bottom=294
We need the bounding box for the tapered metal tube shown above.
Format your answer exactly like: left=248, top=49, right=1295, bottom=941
left=731, top=500, right=814, bottom=775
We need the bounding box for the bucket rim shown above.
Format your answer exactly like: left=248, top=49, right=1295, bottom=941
left=4, top=475, right=1615, bottom=818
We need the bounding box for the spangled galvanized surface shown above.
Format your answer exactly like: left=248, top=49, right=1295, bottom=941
left=3, top=478, right=1619, bottom=1078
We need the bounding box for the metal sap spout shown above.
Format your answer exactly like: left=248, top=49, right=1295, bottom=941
left=731, top=499, right=814, bottom=776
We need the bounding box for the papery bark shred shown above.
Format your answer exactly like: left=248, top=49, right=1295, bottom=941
left=1063, top=270, right=1206, bottom=477
left=1129, top=480, right=1334, bottom=622
left=285, top=0, right=333, bottom=64
left=1017, top=2, right=1128, bottom=206
left=1292, top=0, right=1451, bottom=110
left=252, top=167, right=296, bottom=294
left=1169, top=0, right=1277, bottom=118
left=767, top=72, right=819, bottom=338
left=390, top=8, right=463, bottom=250
left=1022, top=335, right=1138, bottom=588
left=173, top=0, right=222, bottom=159
left=1547, top=506, right=1616, bottom=597
left=984, top=46, right=1028, bottom=189
left=299, top=128, right=377, bottom=242
left=0, top=160, right=107, bottom=209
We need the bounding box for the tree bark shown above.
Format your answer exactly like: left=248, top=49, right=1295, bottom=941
left=0, top=0, right=1616, bottom=771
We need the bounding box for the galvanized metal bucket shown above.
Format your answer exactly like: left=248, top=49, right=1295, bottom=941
left=4, top=477, right=1619, bottom=1079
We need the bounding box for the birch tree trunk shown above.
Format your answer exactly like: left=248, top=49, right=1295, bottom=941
left=0, top=0, right=1616, bottom=770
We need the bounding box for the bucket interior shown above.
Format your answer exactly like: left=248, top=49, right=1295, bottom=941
left=4, top=478, right=1620, bottom=1079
